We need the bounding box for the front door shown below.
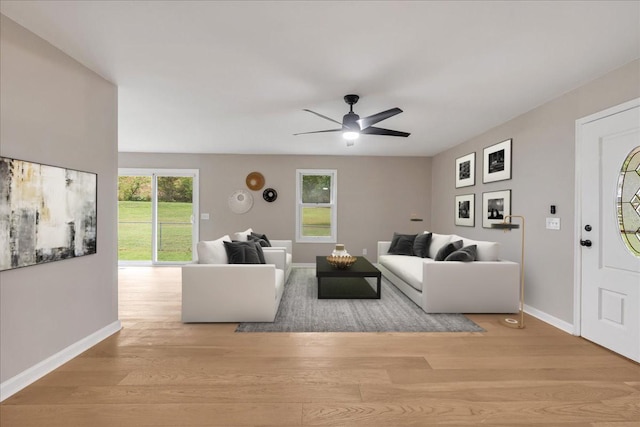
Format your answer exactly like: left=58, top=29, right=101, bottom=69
left=578, top=99, right=640, bottom=362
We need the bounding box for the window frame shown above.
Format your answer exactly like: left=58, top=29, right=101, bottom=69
left=296, top=169, right=337, bottom=243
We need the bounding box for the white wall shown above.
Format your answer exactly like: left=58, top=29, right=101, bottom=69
left=118, top=153, right=432, bottom=263
left=430, top=60, right=640, bottom=326
left=0, top=15, right=119, bottom=389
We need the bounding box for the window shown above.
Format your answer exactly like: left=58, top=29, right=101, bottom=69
left=296, top=169, right=337, bottom=243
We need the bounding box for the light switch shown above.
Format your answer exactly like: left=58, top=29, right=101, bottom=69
left=200, top=213, right=210, bottom=220
left=546, top=217, right=560, bottom=230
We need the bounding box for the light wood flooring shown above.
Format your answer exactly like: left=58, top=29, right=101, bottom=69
left=1, top=266, right=638, bottom=426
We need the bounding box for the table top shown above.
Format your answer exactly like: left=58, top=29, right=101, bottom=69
left=316, top=256, right=380, bottom=277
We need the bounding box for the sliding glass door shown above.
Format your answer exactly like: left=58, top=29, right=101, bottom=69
left=118, top=169, right=199, bottom=264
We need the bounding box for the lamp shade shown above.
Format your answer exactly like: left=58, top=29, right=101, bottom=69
left=491, top=223, right=520, bottom=230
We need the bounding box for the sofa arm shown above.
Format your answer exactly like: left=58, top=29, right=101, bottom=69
left=182, top=264, right=279, bottom=322
left=269, top=239, right=292, bottom=254
left=378, top=241, right=391, bottom=262
left=262, top=247, right=286, bottom=271
left=422, top=260, right=520, bottom=313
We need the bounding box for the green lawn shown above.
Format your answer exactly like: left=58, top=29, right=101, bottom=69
left=119, top=202, right=332, bottom=260
left=302, top=206, right=332, bottom=237
left=118, top=201, right=193, bottom=262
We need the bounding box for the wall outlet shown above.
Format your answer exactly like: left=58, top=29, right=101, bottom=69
left=200, top=213, right=210, bottom=220
left=546, top=217, right=560, bottom=230
left=362, top=248, right=367, bottom=255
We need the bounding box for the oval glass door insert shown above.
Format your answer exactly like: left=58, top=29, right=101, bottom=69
left=618, top=146, right=640, bottom=257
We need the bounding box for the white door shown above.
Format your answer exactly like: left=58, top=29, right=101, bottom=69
left=578, top=100, right=640, bottom=362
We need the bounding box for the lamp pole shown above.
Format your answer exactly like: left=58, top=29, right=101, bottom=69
left=496, top=215, right=526, bottom=329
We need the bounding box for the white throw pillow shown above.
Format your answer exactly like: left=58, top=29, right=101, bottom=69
left=233, top=228, right=253, bottom=242
left=197, top=235, right=231, bottom=264
left=462, top=238, right=500, bottom=261
left=428, top=233, right=452, bottom=259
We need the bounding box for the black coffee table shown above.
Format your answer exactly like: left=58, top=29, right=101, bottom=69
left=315, top=256, right=382, bottom=299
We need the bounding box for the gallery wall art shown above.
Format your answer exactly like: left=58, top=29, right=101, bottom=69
left=483, top=139, right=512, bottom=183
left=455, top=152, right=475, bottom=188
left=455, top=194, right=475, bottom=227
left=482, top=189, right=512, bottom=228
left=0, top=157, right=97, bottom=271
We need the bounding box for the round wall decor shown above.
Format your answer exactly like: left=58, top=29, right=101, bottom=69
left=228, top=189, right=253, bottom=214
left=262, top=188, right=278, bottom=202
left=246, top=171, right=265, bottom=191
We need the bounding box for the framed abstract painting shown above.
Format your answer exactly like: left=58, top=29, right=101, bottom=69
left=0, top=157, right=97, bottom=271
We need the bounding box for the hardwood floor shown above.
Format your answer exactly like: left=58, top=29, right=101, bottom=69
left=1, top=266, right=638, bottom=426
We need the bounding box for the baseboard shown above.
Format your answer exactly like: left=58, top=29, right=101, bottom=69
left=0, top=320, right=122, bottom=402
left=524, top=304, right=575, bottom=335
left=293, top=262, right=315, bottom=268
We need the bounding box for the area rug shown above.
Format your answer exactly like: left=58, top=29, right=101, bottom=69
left=236, top=267, right=484, bottom=333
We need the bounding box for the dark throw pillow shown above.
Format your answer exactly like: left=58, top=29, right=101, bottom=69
left=224, top=241, right=265, bottom=264
left=413, top=232, right=433, bottom=258
left=388, top=233, right=418, bottom=255
left=248, top=234, right=271, bottom=247
left=444, top=245, right=477, bottom=262
left=249, top=232, right=271, bottom=247
left=434, top=240, right=463, bottom=261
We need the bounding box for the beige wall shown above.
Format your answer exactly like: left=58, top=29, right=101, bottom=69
left=118, top=153, right=432, bottom=262
left=431, top=60, right=640, bottom=325
left=0, top=15, right=118, bottom=383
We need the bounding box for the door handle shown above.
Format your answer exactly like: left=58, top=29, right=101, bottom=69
left=580, top=239, right=592, bottom=247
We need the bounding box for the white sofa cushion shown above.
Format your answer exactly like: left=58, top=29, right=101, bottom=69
left=197, top=235, right=231, bottom=264
left=428, top=233, right=452, bottom=259
left=461, top=237, right=500, bottom=261
left=378, top=254, right=425, bottom=291
left=233, top=228, right=253, bottom=242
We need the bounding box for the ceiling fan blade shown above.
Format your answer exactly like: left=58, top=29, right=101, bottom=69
left=293, top=129, right=343, bottom=136
left=356, top=107, right=403, bottom=129
left=361, top=126, right=410, bottom=137
left=303, top=109, right=343, bottom=126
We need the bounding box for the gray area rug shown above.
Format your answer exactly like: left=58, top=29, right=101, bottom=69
left=236, top=267, right=484, bottom=333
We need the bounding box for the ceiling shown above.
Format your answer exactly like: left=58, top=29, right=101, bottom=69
left=1, top=1, right=638, bottom=157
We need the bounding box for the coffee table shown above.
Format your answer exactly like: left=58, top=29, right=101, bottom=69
left=315, top=256, right=382, bottom=299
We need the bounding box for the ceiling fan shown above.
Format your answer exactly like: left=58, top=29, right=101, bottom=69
left=294, top=94, right=410, bottom=145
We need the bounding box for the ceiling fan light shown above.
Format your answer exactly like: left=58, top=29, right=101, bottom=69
left=343, top=131, right=359, bottom=141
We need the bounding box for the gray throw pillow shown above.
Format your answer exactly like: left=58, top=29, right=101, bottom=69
left=223, top=241, right=265, bottom=264
left=434, top=240, right=463, bottom=261
left=250, top=232, right=271, bottom=247
left=388, top=233, right=417, bottom=255
left=413, top=232, right=432, bottom=258
left=444, top=245, right=477, bottom=262
left=248, top=234, right=271, bottom=247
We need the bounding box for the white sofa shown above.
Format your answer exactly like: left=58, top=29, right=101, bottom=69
left=181, top=232, right=293, bottom=323
left=264, top=239, right=293, bottom=282
left=377, top=233, right=520, bottom=314
left=182, top=250, right=286, bottom=322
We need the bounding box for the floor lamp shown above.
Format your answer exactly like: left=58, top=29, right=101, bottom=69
left=492, top=215, right=525, bottom=329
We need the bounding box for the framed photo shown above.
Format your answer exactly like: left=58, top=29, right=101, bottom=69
left=0, top=157, right=97, bottom=271
left=483, top=139, right=512, bottom=183
left=482, top=190, right=511, bottom=228
left=455, top=152, right=475, bottom=188
left=455, top=194, right=475, bottom=227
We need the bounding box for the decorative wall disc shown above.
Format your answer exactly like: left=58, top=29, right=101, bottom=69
left=263, top=188, right=278, bottom=202
left=228, top=189, right=253, bottom=214
left=246, top=172, right=265, bottom=191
